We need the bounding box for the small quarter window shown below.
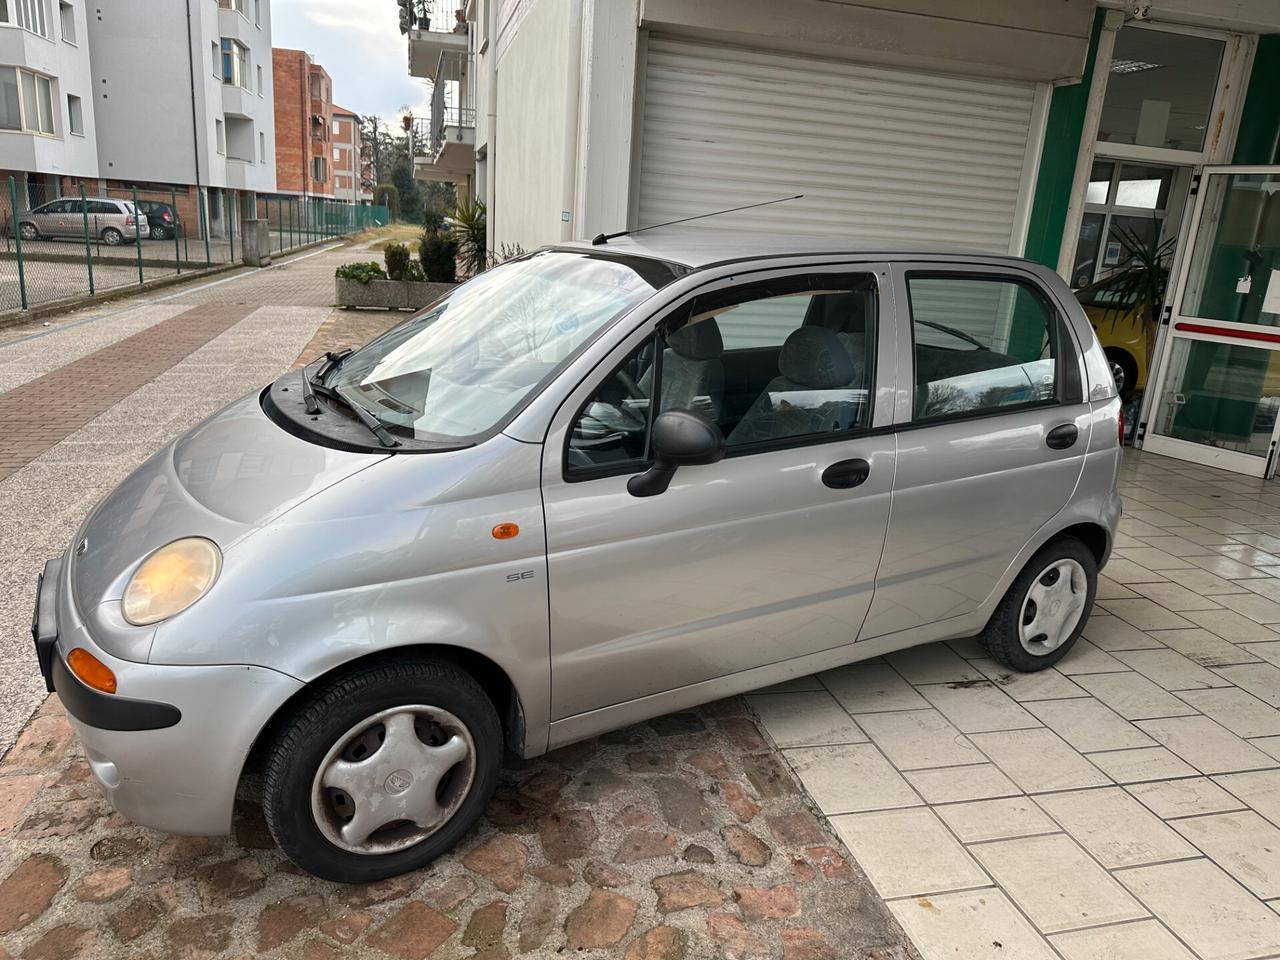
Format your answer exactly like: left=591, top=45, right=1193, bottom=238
left=907, top=275, right=1058, bottom=421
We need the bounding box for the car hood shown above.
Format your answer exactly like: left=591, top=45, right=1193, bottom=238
left=70, top=390, right=387, bottom=654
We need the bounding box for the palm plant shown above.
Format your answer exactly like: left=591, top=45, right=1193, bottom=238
left=1082, top=222, right=1176, bottom=370
left=451, top=197, right=488, bottom=277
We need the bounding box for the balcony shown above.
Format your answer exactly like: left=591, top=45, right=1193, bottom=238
left=406, top=0, right=469, bottom=79
left=411, top=50, right=475, bottom=184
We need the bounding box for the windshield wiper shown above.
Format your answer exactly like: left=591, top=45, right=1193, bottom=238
left=331, top=384, right=401, bottom=448
left=301, top=349, right=353, bottom=415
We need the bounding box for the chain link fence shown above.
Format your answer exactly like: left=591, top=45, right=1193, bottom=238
left=0, top=177, right=389, bottom=313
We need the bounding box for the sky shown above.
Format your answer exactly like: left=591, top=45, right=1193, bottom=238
left=271, top=0, right=432, bottom=127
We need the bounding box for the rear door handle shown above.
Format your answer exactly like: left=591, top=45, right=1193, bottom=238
left=1046, top=424, right=1079, bottom=450
left=822, top=458, right=871, bottom=489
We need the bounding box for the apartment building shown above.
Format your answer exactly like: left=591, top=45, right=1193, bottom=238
left=272, top=48, right=334, bottom=199
left=0, top=0, right=98, bottom=205
left=75, top=0, right=276, bottom=232
left=405, top=0, right=480, bottom=200
left=332, top=105, right=368, bottom=206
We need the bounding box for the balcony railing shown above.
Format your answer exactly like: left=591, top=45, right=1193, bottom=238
left=404, top=0, right=468, bottom=35
left=412, top=50, right=475, bottom=160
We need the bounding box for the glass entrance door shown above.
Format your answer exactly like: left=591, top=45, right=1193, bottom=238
left=1144, top=166, right=1280, bottom=477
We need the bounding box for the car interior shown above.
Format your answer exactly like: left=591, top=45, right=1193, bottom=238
left=567, top=282, right=877, bottom=472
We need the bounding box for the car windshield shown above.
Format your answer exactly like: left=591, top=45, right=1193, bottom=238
left=323, top=250, right=673, bottom=444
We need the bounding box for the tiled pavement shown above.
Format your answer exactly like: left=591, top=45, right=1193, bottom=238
left=755, top=452, right=1280, bottom=960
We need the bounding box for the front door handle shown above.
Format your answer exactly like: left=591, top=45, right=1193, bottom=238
left=1046, top=424, right=1079, bottom=450
left=822, top=458, right=871, bottom=489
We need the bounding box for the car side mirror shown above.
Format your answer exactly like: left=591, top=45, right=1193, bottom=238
left=627, top=409, right=725, bottom=498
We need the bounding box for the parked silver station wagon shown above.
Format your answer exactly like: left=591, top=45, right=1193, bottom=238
left=32, top=235, right=1122, bottom=881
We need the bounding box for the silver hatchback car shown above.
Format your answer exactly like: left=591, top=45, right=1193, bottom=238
left=32, top=236, right=1122, bottom=881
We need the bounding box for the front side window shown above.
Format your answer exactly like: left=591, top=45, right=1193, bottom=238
left=567, top=274, right=877, bottom=476
left=323, top=251, right=675, bottom=445
left=908, top=275, right=1058, bottom=421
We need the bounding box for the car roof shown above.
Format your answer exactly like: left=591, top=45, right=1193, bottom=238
left=553, top=228, right=1032, bottom=271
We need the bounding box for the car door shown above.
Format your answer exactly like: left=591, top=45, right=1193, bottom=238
left=30, top=199, right=67, bottom=237
left=861, top=262, right=1092, bottom=640
left=541, top=263, right=897, bottom=720
left=57, top=199, right=86, bottom=238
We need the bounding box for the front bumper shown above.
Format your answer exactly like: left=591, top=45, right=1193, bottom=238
left=33, top=555, right=304, bottom=835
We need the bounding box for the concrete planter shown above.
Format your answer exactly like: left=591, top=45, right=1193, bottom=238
left=335, top=278, right=456, bottom=310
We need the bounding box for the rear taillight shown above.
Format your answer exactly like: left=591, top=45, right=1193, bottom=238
left=125, top=215, right=134, bottom=225
left=1118, top=408, right=1125, bottom=445
left=163, top=212, right=173, bottom=222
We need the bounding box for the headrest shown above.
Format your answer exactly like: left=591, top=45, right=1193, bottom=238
left=778, top=326, right=855, bottom=388
left=667, top=319, right=723, bottom=360
left=803, top=292, right=864, bottom=333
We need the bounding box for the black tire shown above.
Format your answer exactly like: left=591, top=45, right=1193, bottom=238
left=1106, top=349, right=1138, bottom=403
left=262, top=657, right=502, bottom=883
left=101, top=227, right=124, bottom=246
left=978, top=537, right=1097, bottom=673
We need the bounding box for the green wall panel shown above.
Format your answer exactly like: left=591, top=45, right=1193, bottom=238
left=1021, top=10, right=1105, bottom=269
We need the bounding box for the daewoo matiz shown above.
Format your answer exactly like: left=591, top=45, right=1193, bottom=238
left=32, top=235, right=1122, bottom=881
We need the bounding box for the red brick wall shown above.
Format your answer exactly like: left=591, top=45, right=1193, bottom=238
left=273, top=49, right=337, bottom=198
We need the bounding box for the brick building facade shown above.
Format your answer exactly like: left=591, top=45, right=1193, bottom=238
left=272, top=48, right=334, bottom=199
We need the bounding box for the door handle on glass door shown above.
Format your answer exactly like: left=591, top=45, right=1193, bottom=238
left=1046, top=424, right=1079, bottom=450
left=822, top=459, right=871, bottom=489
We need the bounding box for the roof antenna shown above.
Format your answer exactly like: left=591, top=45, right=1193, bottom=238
left=591, top=194, right=803, bottom=245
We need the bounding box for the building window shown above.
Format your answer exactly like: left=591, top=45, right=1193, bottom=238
left=1098, top=26, right=1225, bottom=155
left=256, top=64, right=262, bottom=94
left=211, top=41, right=219, bottom=79
left=220, top=38, right=249, bottom=89
left=57, top=0, right=72, bottom=42
left=332, top=119, right=340, bottom=135
left=259, top=130, right=265, bottom=162
left=66, top=92, right=81, bottom=134
left=333, top=146, right=340, bottom=162
left=254, top=0, right=260, bottom=25
left=1, top=0, right=51, bottom=39
left=1071, top=159, right=1177, bottom=290
left=218, top=0, right=246, bottom=14
left=313, top=156, right=325, bottom=182
left=6, top=68, right=56, bottom=134
left=215, top=118, right=225, bottom=154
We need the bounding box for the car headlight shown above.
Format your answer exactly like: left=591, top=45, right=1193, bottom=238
left=121, top=538, right=221, bottom=626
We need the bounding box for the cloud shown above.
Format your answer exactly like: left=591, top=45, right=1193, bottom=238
left=272, top=0, right=431, bottom=123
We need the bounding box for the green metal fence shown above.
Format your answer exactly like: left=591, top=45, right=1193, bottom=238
left=256, top=196, right=388, bottom=257
left=0, top=177, right=387, bottom=314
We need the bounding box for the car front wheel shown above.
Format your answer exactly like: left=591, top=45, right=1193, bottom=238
left=262, top=657, right=502, bottom=882
left=18, top=222, right=38, bottom=241
left=978, top=536, right=1097, bottom=672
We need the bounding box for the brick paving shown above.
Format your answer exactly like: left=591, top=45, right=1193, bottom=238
left=0, top=304, right=252, bottom=481
left=0, top=695, right=914, bottom=960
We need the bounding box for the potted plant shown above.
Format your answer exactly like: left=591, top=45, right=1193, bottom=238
left=333, top=240, right=457, bottom=310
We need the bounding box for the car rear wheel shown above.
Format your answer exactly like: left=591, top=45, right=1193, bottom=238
left=1106, top=349, right=1138, bottom=403
left=18, top=222, right=38, bottom=241
left=101, top=227, right=124, bottom=246
left=262, top=657, right=502, bottom=882
left=978, top=536, right=1097, bottom=672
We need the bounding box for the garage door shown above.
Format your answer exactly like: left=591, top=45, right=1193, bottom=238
left=638, top=37, right=1041, bottom=252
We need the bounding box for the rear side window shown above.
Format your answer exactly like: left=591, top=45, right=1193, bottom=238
left=907, top=275, right=1058, bottom=421
left=87, top=200, right=117, bottom=214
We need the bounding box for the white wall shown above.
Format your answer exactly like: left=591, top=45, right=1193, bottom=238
left=494, top=0, right=572, bottom=249
left=87, top=0, right=275, bottom=192
left=0, top=0, right=98, bottom=179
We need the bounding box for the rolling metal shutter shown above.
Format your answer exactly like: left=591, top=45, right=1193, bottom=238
left=638, top=37, right=1040, bottom=252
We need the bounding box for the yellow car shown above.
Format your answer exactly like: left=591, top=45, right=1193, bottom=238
left=1081, top=301, right=1148, bottom=402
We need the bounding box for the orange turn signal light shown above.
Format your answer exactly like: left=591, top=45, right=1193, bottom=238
left=67, top=648, right=117, bottom=695
left=491, top=523, right=520, bottom=540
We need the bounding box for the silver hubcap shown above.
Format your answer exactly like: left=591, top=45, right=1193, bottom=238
left=310, top=705, right=476, bottom=856
left=1019, top=558, right=1088, bottom=656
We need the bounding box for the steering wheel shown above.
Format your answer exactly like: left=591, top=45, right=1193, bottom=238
left=615, top=369, right=645, bottom=401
